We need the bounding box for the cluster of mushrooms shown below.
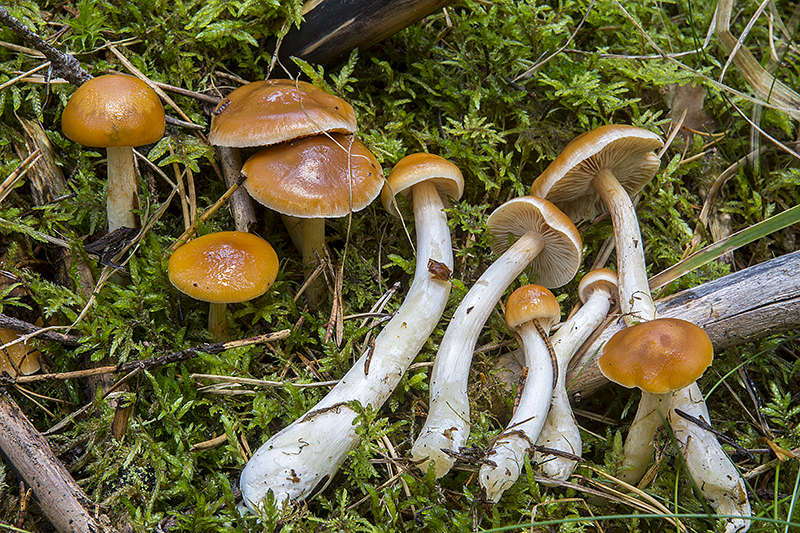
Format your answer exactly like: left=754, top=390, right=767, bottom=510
left=59, top=75, right=750, bottom=532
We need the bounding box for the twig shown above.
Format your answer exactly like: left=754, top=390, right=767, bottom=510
left=1, top=330, right=291, bottom=385
left=0, top=7, right=92, bottom=85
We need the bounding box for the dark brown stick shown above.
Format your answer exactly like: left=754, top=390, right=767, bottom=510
left=3, top=329, right=291, bottom=385
left=0, top=7, right=91, bottom=86
left=277, top=0, right=455, bottom=67
left=0, top=391, right=112, bottom=532
left=0, top=314, right=81, bottom=346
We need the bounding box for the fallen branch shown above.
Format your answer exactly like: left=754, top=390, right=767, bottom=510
left=0, top=7, right=91, bottom=85
left=0, top=330, right=291, bottom=385
left=0, top=390, right=112, bottom=532
left=565, top=250, right=800, bottom=400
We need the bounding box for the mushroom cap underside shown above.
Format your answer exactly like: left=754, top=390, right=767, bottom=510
left=530, top=124, right=663, bottom=221
left=578, top=268, right=619, bottom=303
left=486, top=196, right=582, bottom=289
left=381, top=153, right=464, bottom=216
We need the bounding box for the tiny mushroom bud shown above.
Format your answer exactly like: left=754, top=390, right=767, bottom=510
left=167, top=232, right=278, bottom=341
left=239, top=153, right=463, bottom=511
left=479, top=284, right=560, bottom=503
left=530, top=125, right=663, bottom=325
left=62, top=74, right=165, bottom=232
left=533, top=268, right=618, bottom=482
left=411, top=196, right=581, bottom=478
left=599, top=317, right=751, bottom=533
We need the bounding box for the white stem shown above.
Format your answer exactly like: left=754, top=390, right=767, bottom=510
left=106, top=146, right=138, bottom=232
left=240, top=180, right=453, bottom=511
left=533, top=289, right=613, bottom=482
left=618, top=391, right=672, bottom=484
left=668, top=383, right=751, bottom=533
left=480, top=321, right=553, bottom=502
left=411, top=231, right=545, bottom=478
left=592, top=169, right=655, bottom=325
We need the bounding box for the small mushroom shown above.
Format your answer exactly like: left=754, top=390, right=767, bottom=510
left=0, top=328, right=40, bottom=377
left=411, top=196, right=581, bottom=478
left=167, top=231, right=279, bottom=341
left=239, top=153, right=463, bottom=511
left=533, top=268, right=618, bottom=482
left=598, top=318, right=751, bottom=532
left=479, top=284, right=560, bottom=502
left=530, top=125, right=663, bottom=325
left=62, top=74, right=165, bottom=232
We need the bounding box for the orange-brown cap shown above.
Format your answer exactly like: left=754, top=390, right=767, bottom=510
left=486, top=196, right=582, bottom=289
left=242, top=133, right=383, bottom=218
left=578, top=268, right=619, bottom=304
left=381, top=153, right=464, bottom=217
left=0, top=328, right=40, bottom=376
left=597, top=317, right=713, bottom=394
left=168, top=232, right=279, bottom=304
left=505, top=284, right=560, bottom=332
left=61, top=74, right=165, bottom=148
left=208, top=79, right=357, bottom=147
left=530, top=125, right=663, bottom=221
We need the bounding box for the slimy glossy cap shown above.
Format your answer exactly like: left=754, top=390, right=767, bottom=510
left=168, top=232, right=279, bottom=304
left=381, top=153, right=464, bottom=217
left=505, top=284, right=560, bottom=332
left=530, top=125, right=663, bottom=221
left=598, top=317, right=713, bottom=394
left=242, top=133, right=383, bottom=218
left=209, top=79, right=357, bottom=147
left=61, top=74, right=165, bottom=148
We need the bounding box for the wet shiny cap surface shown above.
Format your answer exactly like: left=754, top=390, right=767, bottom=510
left=168, top=232, right=279, bottom=303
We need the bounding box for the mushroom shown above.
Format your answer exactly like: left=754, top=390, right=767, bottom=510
left=533, top=268, right=618, bottom=482
left=167, top=231, right=279, bottom=341
left=410, top=196, right=582, bottom=478
left=241, top=133, right=383, bottom=304
left=239, top=153, right=463, bottom=511
left=0, top=328, right=40, bottom=377
left=598, top=317, right=750, bottom=532
left=530, top=125, right=663, bottom=325
left=61, top=74, right=165, bottom=232
left=208, top=78, right=357, bottom=239
left=479, top=284, right=560, bottom=503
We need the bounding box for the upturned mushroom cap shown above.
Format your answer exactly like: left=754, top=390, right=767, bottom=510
left=61, top=74, right=165, bottom=148
left=597, top=317, right=713, bottom=394
left=208, top=79, right=357, bottom=147
left=242, top=133, right=383, bottom=218
left=381, top=153, right=464, bottom=217
left=168, top=231, right=279, bottom=304
left=578, top=268, right=619, bottom=303
left=529, top=125, right=663, bottom=221
left=505, top=284, right=560, bottom=332
left=486, top=196, right=582, bottom=288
